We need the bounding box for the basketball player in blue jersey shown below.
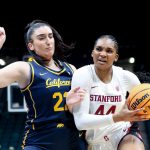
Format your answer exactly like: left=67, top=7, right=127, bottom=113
left=0, top=22, right=86, bottom=150
left=69, top=35, right=150, bottom=150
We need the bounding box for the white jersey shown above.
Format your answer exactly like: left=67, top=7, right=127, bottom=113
left=72, top=65, right=141, bottom=150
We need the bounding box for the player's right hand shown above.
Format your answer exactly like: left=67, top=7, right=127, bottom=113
left=113, top=100, right=150, bottom=122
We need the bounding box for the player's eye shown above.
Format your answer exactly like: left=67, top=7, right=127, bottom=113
left=95, top=46, right=103, bottom=52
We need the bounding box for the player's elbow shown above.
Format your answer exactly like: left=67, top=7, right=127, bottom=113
left=74, top=115, right=87, bottom=130
left=75, top=122, right=84, bottom=130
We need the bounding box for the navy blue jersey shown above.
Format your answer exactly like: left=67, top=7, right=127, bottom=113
left=21, top=59, right=87, bottom=150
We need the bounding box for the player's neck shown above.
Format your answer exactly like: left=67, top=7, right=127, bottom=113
left=45, top=59, right=61, bottom=71
left=95, top=67, right=113, bottom=83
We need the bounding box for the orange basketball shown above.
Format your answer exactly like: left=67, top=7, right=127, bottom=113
left=127, top=83, right=150, bottom=116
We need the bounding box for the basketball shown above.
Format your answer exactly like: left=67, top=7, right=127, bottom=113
left=127, top=83, right=150, bottom=115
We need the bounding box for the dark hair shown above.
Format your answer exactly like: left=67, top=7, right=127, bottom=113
left=94, top=35, right=119, bottom=53
left=24, top=19, right=74, bottom=64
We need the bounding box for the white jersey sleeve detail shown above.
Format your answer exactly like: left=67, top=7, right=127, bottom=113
left=71, top=65, right=114, bottom=130
left=113, top=66, right=141, bottom=93
left=74, top=111, right=114, bottom=130
left=122, top=69, right=141, bottom=92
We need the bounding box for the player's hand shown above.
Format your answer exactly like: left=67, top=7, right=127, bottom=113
left=113, top=100, right=150, bottom=122
left=66, top=87, right=86, bottom=112
left=0, top=27, right=6, bottom=49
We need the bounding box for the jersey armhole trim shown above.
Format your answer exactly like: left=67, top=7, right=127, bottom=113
left=21, top=63, right=34, bottom=92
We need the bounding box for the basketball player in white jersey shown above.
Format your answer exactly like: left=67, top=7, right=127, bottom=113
left=69, top=35, right=149, bottom=150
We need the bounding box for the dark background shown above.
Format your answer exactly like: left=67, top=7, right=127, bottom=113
left=0, top=2, right=149, bottom=70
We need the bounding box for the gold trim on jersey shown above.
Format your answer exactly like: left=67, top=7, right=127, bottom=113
left=22, top=129, right=30, bottom=149
left=63, top=62, right=74, bottom=74
left=21, top=63, right=37, bottom=119
left=34, top=59, right=66, bottom=75
left=21, top=63, right=35, bottom=92
left=28, top=89, right=37, bottom=118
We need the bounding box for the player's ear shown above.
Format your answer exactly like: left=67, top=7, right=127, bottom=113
left=28, top=43, right=34, bottom=51
left=91, top=50, right=94, bottom=57
left=114, top=54, right=119, bottom=62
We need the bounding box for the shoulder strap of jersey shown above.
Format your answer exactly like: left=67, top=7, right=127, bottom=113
left=58, top=60, right=74, bottom=76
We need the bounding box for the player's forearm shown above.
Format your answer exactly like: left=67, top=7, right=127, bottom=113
left=74, top=113, right=114, bottom=130
left=113, top=114, right=124, bottom=122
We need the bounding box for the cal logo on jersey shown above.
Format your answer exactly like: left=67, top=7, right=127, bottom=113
left=46, top=78, right=71, bottom=88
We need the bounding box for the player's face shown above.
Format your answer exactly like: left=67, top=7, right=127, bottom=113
left=91, top=38, right=119, bottom=70
left=28, top=26, right=55, bottom=61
